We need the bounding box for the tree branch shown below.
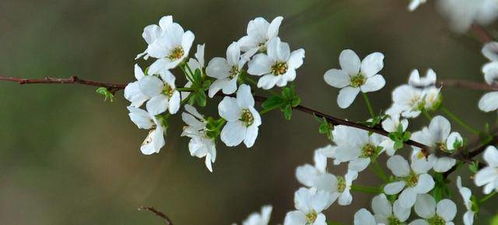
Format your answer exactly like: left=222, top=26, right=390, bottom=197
left=0, top=75, right=127, bottom=93
left=2, top=74, right=496, bottom=160
left=138, top=206, right=173, bottom=225
left=471, top=24, right=495, bottom=44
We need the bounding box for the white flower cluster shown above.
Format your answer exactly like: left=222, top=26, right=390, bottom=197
left=125, top=16, right=305, bottom=172
left=479, top=42, right=498, bottom=112
left=407, top=0, right=498, bottom=33
left=122, top=8, right=498, bottom=225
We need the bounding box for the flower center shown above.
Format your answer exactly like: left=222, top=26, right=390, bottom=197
left=405, top=172, right=419, bottom=187
left=305, top=210, right=318, bottom=225
left=271, top=62, right=288, bottom=75
left=361, top=143, right=378, bottom=158
left=240, top=109, right=254, bottom=127
left=168, top=47, right=185, bottom=60
left=229, top=66, right=240, bottom=79
left=350, top=73, right=366, bottom=87
left=436, top=142, right=448, bottom=152
left=388, top=216, right=403, bottom=225
left=337, top=176, right=346, bottom=193
left=428, top=216, right=445, bottom=225
left=162, top=84, right=175, bottom=97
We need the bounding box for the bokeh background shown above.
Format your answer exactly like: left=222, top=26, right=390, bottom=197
left=0, top=0, right=497, bottom=224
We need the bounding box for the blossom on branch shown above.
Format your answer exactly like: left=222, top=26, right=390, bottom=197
left=324, top=49, right=386, bottom=109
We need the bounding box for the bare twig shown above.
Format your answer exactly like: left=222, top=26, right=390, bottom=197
left=138, top=206, right=173, bottom=225
left=0, top=75, right=127, bottom=93
left=471, top=24, right=495, bottom=44
left=439, top=79, right=498, bottom=91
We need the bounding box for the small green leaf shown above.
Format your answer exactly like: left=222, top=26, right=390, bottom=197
left=261, top=95, right=285, bottom=110
left=282, top=105, right=293, bottom=120
left=96, top=87, right=115, bottom=102
left=468, top=161, right=479, bottom=173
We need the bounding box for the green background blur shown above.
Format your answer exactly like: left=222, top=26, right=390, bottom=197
left=0, top=0, right=497, bottom=224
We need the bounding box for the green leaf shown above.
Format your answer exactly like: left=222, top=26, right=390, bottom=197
left=431, top=173, right=450, bottom=201
left=261, top=95, right=285, bottom=110
left=96, top=87, right=115, bottom=102
left=317, top=117, right=333, bottom=140
left=468, top=161, right=479, bottom=173
left=196, top=91, right=207, bottom=107
left=282, top=104, right=293, bottom=120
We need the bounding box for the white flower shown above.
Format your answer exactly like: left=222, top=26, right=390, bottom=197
left=409, top=69, right=437, bottom=88
left=482, top=42, right=498, bottom=61
left=479, top=61, right=498, bottom=112
left=384, top=155, right=434, bottom=208
left=353, top=209, right=382, bottom=225
left=296, top=148, right=337, bottom=192
left=248, top=37, right=305, bottom=89
left=283, top=188, right=333, bottom=225
left=124, top=64, right=149, bottom=107
left=237, top=205, right=272, bottom=225
left=147, top=22, right=195, bottom=74
left=187, top=43, right=205, bottom=71
left=181, top=104, right=216, bottom=172
left=423, top=87, right=441, bottom=110
left=324, top=49, right=386, bottom=109
left=474, top=146, right=498, bottom=194
left=138, top=71, right=181, bottom=115
left=330, top=170, right=358, bottom=206
left=136, top=16, right=173, bottom=60
left=391, top=85, right=424, bottom=118
left=238, top=16, right=283, bottom=58
left=371, top=194, right=410, bottom=224
left=478, top=92, right=498, bottom=112
left=380, top=113, right=409, bottom=156
left=206, top=42, right=246, bottom=97
left=332, top=125, right=385, bottom=172
left=409, top=194, right=457, bottom=225
left=127, top=106, right=165, bottom=155
left=411, top=115, right=462, bottom=173
left=218, top=84, right=261, bottom=147
left=409, top=0, right=427, bottom=11
left=437, top=0, right=498, bottom=33
left=457, top=176, right=475, bottom=225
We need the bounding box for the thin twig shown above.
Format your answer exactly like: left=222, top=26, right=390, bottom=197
left=439, top=79, right=498, bottom=91
left=470, top=24, right=494, bottom=44
left=138, top=206, right=173, bottom=225
left=2, top=74, right=497, bottom=161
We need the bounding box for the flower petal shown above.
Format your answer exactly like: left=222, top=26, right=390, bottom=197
left=339, top=49, right=361, bottom=75
left=324, top=69, right=350, bottom=88
left=360, top=75, right=386, bottom=92
left=361, top=52, right=384, bottom=77
left=337, top=87, right=360, bottom=109
left=220, top=121, right=246, bottom=146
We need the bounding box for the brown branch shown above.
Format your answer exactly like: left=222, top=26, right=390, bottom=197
left=439, top=79, right=498, bottom=91
left=470, top=24, right=494, bottom=44
left=0, top=75, right=127, bottom=93
left=3, top=74, right=498, bottom=159
left=138, top=206, right=173, bottom=225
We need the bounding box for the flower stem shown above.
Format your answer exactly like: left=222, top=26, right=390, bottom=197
left=422, top=110, right=433, bottom=121
left=440, top=106, right=480, bottom=135
left=480, top=191, right=496, bottom=204
left=362, top=92, right=375, bottom=118
left=369, top=159, right=389, bottom=182
left=177, top=87, right=196, bottom=92
left=351, top=184, right=382, bottom=194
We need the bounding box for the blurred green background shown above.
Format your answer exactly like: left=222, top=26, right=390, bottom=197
left=0, top=0, right=497, bottom=224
